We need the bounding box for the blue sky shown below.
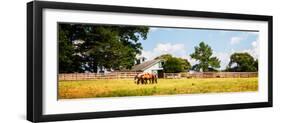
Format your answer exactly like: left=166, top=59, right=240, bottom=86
left=138, top=27, right=259, bottom=70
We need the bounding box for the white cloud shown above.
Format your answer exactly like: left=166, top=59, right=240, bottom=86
left=252, top=41, right=257, bottom=47
left=140, top=43, right=187, bottom=60
left=229, top=31, right=257, bottom=45
left=230, top=37, right=243, bottom=45
left=140, top=42, right=201, bottom=68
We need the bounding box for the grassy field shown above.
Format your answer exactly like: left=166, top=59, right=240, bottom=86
left=58, top=78, right=258, bottom=99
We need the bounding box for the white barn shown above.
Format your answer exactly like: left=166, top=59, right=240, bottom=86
left=131, top=58, right=165, bottom=78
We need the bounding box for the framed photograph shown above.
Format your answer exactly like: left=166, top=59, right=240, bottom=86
left=27, top=1, right=273, bottom=122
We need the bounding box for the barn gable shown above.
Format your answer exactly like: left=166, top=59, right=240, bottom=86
left=131, top=59, right=164, bottom=72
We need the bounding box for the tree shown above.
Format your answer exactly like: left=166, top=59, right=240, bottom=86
left=178, top=58, right=191, bottom=70
left=226, top=52, right=258, bottom=72
left=155, top=54, right=173, bottom=61
left=157, top=54, right=191, bottom=73
left=163, top=57, right=184, bottom=73
left=190, top=42, right=220, bottom=72
left=59, top=24, right=84, bottom=73
left=58, top=24, right=149, bottom=73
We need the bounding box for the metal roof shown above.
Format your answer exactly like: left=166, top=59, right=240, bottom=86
left=131, top=59, right=163, bottom=71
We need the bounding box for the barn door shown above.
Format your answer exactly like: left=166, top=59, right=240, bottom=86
left=157, top=70, right=164, bottom=78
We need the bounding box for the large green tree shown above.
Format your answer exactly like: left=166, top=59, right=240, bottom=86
left=58, top=25, right=83, bottom=73
left=226, top=52, right=258, bottom=72
left=58, top=24, right=149, bottom=73
left=190, top=42, right=220, bottom=72
left=157, top=54, right=191, bottom=73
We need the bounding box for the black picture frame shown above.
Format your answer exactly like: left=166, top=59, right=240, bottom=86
left=27, top=1, right=273, bottom=122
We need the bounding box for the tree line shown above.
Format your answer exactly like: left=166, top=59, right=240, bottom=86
left=159, top=42, right=258, bottom=73
left=59, top=24, right=258, bottom=73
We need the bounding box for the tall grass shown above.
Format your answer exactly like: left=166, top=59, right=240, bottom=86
left=58, top=78, right=258, bottom=99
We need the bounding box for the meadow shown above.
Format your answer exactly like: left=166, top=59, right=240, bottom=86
left=58, top=78, right=258, bottom=99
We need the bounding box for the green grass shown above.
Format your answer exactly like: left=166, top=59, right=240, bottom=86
left=58, top=78, right=258, bottom=99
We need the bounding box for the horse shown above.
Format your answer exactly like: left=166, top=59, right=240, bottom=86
left=145, top=73, right=157, bottom=84
left=134, top=72, right=157, bottom=84
left=134, top=73, right=144, bottom=84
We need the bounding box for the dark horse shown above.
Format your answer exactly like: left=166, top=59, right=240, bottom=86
left=134, top=73, right=157, bottom=84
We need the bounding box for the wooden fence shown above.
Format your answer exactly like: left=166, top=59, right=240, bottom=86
left=164, top=72, right=258, bottom=79
left=59, top=72, right=141, bottom=81
left=59, top=72, right=258, bottom=81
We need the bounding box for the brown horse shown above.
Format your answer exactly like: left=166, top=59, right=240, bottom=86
left=134, top=73, right=157, bottom=84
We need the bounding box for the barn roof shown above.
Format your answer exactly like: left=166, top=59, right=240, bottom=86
left=131, top=59, right=163, bottom=72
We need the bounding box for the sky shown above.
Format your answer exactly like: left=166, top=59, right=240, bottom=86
left=138, top=27, right=259, bottom=70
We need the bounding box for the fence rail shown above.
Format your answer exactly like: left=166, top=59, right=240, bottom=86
left=164, top=72, right=258, bottom=79
left=59, top=72, right=142, bottom=81
left=59, top=72, right=258, bottom=81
